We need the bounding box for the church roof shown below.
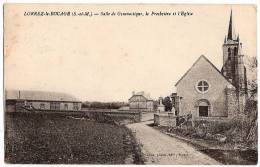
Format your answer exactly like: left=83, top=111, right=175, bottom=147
left=5, top=90, right=81, bottom=102
left=175, top=55, right=234, bottom=87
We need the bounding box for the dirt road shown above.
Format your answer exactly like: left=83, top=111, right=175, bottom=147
left=127, top=113, right=221, bottom=165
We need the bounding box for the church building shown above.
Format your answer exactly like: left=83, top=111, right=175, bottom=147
left=173, top=11, right=248, bottom=119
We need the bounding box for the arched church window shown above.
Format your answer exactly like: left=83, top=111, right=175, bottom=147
left=228, top=48, right=231, bottom=60
left=234, top=47, right=237, bottom=55
left=196, top=80, right=209, bottom=94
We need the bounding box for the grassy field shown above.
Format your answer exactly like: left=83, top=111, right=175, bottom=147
left=5, top=112, right=143, bottom=164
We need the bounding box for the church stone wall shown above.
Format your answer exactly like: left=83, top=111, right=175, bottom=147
left=225, top=86, right=239, bottom=118
left=176, top=56, right=233, bottom=118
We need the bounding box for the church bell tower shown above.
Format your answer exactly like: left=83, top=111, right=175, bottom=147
left=221, top=10, right=248, bottom=112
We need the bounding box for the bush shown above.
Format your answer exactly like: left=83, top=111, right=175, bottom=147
left=194, top=120, right=232, bottom=135
left=168, top=120, right=195, bottom=137
left=192, top=114, right=255, bottom=144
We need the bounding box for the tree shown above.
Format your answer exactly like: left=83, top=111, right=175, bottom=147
left=247, top=56, right=257, bottom=99
left=243, top=56, right=257, bottom=148
left=162, top=96, right=172, bottom=111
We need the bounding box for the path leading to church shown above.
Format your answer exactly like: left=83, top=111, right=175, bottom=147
left=127, top=113, right=221, bottom=165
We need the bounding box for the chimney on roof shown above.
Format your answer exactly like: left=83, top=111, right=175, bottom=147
left=18, top=90, right=21, bottom=99
left=132, top=91, right=135, bottom=95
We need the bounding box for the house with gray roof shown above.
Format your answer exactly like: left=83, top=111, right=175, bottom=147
left=5, top=90, right=82, bottom=112
left=128, top=91, right=154, bottom=112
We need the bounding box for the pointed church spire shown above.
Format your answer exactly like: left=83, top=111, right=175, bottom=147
left=227, top=10, right=234, bottom=40
left=224, top=35, right=227, bottom=43
left=237, top=33, right=240, bottom=41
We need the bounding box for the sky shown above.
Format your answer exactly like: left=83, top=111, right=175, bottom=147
left=4, top=4, right=256, bottom=102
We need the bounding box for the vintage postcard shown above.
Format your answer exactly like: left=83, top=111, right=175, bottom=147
left=4, top=4, right=257, bottom=165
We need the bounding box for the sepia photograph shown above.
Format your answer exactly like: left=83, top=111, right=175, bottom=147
left=3, top=4, right=257, bottom=165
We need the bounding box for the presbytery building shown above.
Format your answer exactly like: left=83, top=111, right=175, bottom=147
left=129, top=91, right=154, bottom=112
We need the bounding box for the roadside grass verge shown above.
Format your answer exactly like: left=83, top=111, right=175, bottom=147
left=150, top=123, right=257, bottom=165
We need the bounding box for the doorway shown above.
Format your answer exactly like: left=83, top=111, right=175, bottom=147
left=197, top=99, right=210, bottom=117
left=199, top=106, right=208, bottom=117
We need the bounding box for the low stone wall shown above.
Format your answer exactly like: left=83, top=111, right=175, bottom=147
left=11, top=108, right=142, bottom=123
left=154, top=113, right=230, bottom=128
left=154, top=113, right=177, bottom=127
left=86, top=110, right=142, bottom=123
left=194, top=116, right=230, bottom=122
left=193, top=116, right=232, bottom=134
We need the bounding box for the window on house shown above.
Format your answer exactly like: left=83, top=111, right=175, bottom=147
left=73, top=103, right=79, bottom=110
left=25, top=102, right=33, bottom=108
left=24, top=102, right=33, bottom=109
left=196, top=80, right=209, bottom=93
left=50, top=102, right=60, bottom=110
left=64, top=104, right=68, bottom=110
left=40, top=103, right=45, bottom=109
